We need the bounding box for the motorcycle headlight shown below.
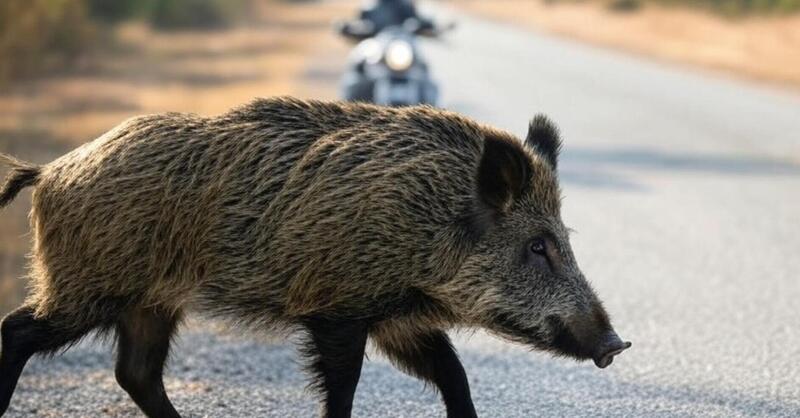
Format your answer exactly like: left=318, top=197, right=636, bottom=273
left=385, top=40, right=414, bottom=71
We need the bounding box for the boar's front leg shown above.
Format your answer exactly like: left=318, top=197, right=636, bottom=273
left=373, top=326, right=477, bottom=418
left=303, top=318, right=369, bottom=418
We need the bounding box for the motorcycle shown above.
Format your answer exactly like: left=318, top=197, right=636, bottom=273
left=337, top=18, right=452, bottom=107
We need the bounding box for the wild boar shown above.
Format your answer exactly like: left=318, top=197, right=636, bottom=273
left=0, top=97, right=629, bottom=418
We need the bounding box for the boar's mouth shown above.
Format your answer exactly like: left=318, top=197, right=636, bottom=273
left=547, top=315, right=594, bottom=358
left=490, top=312, right=631, bottom=368
left=547, top=315, right=631, bottom=368
left=490, top=310, right=545, bottom=346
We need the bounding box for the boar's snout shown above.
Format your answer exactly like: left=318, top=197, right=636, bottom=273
left=547, top=303, right=631, bottom=368
left=592, top=330, right=631, bottom=369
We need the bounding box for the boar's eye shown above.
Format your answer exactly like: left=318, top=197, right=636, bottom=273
left=529, top=238, right=546, bottom=255
left=525, top=238, right=552, bottom=271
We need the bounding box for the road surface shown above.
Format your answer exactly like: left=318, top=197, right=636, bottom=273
left=6, top=3, right=800, bottom=417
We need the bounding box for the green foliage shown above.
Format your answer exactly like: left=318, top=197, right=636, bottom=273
left=608, top=0, right=643, bottom=11
left=86, top=0, right=149, bottom=23
left=148, top=0, right=249, bottom=30
left=555, top=0, right=800, bottom=13
left=0, top=0, right=95, bottom=83
left=84, top=0, right=251, bottom=29
left=649, top=0, right=800, bottom=14
left=0, top=0, right=252, bottom=84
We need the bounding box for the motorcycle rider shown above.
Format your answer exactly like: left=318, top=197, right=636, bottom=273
left=340, top=0, right=436, bottom=39
left=338, top=0, right=449, bottom=105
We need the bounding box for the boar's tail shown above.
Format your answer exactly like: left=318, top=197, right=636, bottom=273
left=0, top=153, right=41, bottom=208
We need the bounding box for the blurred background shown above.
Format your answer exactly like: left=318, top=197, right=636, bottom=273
left=0, top=0, right=356, bottom=314
left=1, top=0, right=799, bottom=416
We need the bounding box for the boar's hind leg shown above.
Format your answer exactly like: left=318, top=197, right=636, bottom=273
left=0, top=305, right=95, bottom=416
left=115, top=307, right=181, bottom=418
left=303, top=318, right=369, bottom=418
left=373, top=328, right=477, bottom=418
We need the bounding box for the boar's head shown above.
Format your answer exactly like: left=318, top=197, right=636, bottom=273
left=450, top=115, right=630, bottom=368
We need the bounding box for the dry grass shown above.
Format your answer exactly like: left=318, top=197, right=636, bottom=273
left=453, top=0, right=800, bottom=90
left=0, top=0, right=355, bottom=315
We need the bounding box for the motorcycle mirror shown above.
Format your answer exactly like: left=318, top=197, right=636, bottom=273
left=335, top=19, right=376, bottom=41
left=333, top=20, right=349, bottom=35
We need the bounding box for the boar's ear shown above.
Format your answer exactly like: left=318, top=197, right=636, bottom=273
left=525, top=114, right=561, bottom=170
left=478, top=133, right=532, bottom=213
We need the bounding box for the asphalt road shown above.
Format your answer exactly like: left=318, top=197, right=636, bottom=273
left=6, top=3, right=800, bottom=418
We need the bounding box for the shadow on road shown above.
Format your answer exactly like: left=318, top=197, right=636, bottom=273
left=11, top=329, right=800, bottom=417
left=455, top=344, right=800, bottom=417
left=560, top=146, right=800, bottom=192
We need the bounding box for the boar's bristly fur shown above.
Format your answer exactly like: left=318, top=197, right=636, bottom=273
left=0, top=97, right=629, bottom=418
